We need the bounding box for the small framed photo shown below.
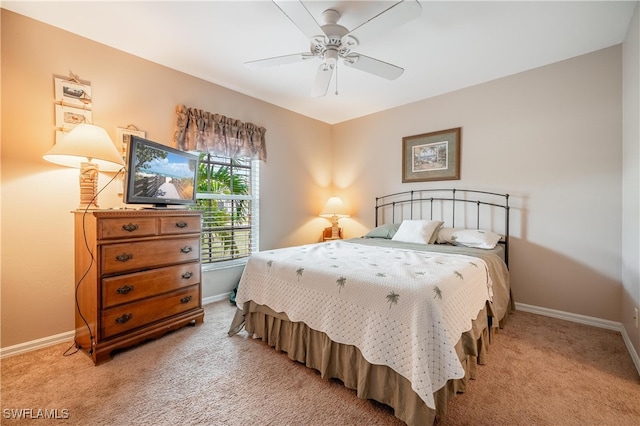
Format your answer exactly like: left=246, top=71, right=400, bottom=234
left=54, top=77, right=92, bottom=108
left=55, top=105, right=92, bottom=131
left=116, top=127, right=146, bottom=160
left=402, top=127, right=461, bottom=182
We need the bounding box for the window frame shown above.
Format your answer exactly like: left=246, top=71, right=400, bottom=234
left=194, top=153, right=259, bottom=270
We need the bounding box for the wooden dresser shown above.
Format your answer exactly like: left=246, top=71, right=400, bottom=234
left=73, top=209, right=204, bottom=364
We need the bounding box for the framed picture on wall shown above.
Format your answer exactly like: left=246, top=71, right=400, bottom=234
left=116, top=126, right=146, bottom=161
left=55, top=105, right=92, bottom=131
left=402, top=127, right=461, bottom=182
left=54, top=77, right=92, bottom=108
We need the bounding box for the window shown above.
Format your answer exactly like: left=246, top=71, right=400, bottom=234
left=195, top=154, right=259, bottom=266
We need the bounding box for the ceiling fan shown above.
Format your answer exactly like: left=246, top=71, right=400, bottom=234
left=245, top=0, right=422, bottom=97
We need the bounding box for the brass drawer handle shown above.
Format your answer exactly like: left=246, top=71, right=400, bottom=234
left=122, top=223, right=139, bottom=232
left=180, top=296, right=192, bottom=304
left=115, top=253, right=133, bottom=262
left=175, top=221, right=188, bottom=228
left=115, top=313, right=133, bottom=324
left=180, top=246, right=193, bottom=254
left=116, top=284, right=135, bottom=294
left=181, top=271, right=193, bottom=279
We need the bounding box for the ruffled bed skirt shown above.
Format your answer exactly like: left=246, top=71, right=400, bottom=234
left=229, top=301, right=493, bottom=425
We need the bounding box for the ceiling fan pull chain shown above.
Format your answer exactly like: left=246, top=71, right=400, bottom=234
left=335, top=62, right=339, bottom=96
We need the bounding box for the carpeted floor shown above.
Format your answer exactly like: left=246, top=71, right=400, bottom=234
left=1, top=301, right=639, bottom=425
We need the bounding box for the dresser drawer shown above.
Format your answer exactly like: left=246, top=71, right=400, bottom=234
left=102, top=263, right=201, bottom=308
left=160, top=215, right=201, bottom=235
left=101, top=286, right=200, bottom=339
left=99, top=217, right=158, bottom=239
left=101, top=236, right=200, bottom=275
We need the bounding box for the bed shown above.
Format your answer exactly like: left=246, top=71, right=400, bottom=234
left=228, top=189, right=512, bottom=425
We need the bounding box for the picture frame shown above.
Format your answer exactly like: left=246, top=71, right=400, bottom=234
left=402, top=127, right=461, bottom=182
left=55, top=104, right=92, bottom=131
left=114, top=126, right=146, bottom=196
left=116, top=127, right=146, bottom=161
left=54, top=77, right=92, bottom=108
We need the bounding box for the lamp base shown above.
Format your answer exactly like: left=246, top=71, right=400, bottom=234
left=79, top=161, right=99, bottom=209
left=322, top=226, right=343, bottom=241
left=329, top=215, right=340, bottom=239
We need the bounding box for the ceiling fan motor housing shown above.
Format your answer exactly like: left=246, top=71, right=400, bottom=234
left=315, top=37, right=357, bottom=63
left=308, top=9, right=357, bottom=66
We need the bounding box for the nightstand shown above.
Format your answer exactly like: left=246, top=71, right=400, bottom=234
left=321, top=226, right=343, bottom=241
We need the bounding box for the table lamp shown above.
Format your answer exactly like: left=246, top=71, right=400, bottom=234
left=43, top=123, right=125, bottom=209
left=319, top=196, right=350, bottom=239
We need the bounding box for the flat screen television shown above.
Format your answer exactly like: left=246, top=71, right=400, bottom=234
left=124, top=136, right=199, bottom=208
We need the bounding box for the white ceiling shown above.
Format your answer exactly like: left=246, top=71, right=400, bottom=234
left=2, top=1, right=636, bottom=124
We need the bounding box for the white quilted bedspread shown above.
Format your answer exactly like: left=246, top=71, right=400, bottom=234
left=235, top=240, right=493, bottom=409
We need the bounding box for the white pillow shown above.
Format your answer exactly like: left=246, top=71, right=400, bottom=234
left=436, top=227, right=463, bottom=244
left=437, top=227, right=502, bottom=249
left=451, top=229, right=502, bottom=249
left=391, top=220, right=443, bottom=244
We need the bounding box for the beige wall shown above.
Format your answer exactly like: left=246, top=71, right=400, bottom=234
left=622, top=3, right=640, bottom=359
left=332, top=46, right=623, bottom=323
left=0, top=10, right=332, bottom=347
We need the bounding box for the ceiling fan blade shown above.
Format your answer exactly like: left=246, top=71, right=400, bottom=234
left=245, top=53, right=313, bottom=69
left=273, top=0, right=325, bottom=40
left=343, top=54, right=404, bottom=80
left=344, top=0, right=421, bottom=45
left=311, top=64, right=334, bottom=97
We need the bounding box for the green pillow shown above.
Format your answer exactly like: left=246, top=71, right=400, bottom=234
left=364, top=223, right=401, bottom=239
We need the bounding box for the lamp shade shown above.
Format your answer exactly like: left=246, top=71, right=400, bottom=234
left=43, top=124, right=124, bottom=172
left=319, top=196, right=350, bottom=218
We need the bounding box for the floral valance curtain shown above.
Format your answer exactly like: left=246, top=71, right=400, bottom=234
left=173, top=104, right=267, bottom=162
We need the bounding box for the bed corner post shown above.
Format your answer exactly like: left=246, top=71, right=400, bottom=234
left=452, top=188, right=457, bottom=228
left=392, top=201, right=397, bottom=224
left=410, top=190, right=415, bottom=219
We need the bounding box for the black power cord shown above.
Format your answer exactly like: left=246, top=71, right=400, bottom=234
left=63, top=167, right=125, bottom=358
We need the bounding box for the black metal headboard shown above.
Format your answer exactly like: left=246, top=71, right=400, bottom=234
left=375, top=188, right=510, bottom=265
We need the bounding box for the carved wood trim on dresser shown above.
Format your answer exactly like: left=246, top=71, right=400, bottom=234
left=73, top=209, right=205, bottom=365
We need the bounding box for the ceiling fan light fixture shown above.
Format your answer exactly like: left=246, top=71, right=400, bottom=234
left=324, top=48, right=339, bottom=66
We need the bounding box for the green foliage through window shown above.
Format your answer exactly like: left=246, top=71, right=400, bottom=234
left=195, top=154, right=258, bottom=264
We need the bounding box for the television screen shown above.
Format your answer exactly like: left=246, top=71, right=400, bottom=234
left=124, top=136, right=199, bottom=208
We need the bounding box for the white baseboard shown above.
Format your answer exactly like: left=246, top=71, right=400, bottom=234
left=620, top=327, right=640, bottom=376
left=515, top=302, right=640, bottom=376
left=0, top=292, right=233, bottom=360
left=0, top=331, right=74, bottom=359
left=515, top=302, right=622, bottom=330
left=202, top=291, right=233, bottom=305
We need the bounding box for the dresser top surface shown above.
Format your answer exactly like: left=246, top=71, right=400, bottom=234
left=73, top=209, right=203, bottom=218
